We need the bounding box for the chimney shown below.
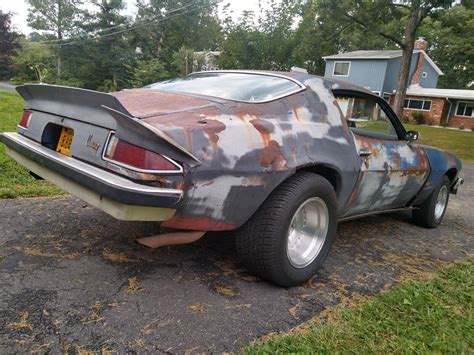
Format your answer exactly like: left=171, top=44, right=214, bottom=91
left=410, top=37, right=428, bottom=85
left=414, top=37, right=428, bottom=52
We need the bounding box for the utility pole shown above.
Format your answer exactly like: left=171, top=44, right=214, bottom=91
left=185, top=52, right=189, bottom=75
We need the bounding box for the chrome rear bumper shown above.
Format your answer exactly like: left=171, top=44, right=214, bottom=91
left=0, top=132, right=181, bottom=221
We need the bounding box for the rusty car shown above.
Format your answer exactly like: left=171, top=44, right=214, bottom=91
left=0, top=70, right=464, bottom=286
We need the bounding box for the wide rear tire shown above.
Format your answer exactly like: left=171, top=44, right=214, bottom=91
left=235, top=173, right=338, bottom=287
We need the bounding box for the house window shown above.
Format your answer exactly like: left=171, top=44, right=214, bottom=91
left=333, top=62, right=350, bottom=76
left=421, top=72, right=428, bottom=78
left=455, top=101, right=474, bottom=117
left=404, top=99, right=432, bottom=111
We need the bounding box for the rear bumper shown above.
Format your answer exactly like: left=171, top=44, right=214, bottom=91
left=0, top=132, right=182, bottom=221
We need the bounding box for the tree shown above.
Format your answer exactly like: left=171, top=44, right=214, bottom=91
left=0, top=11, right=20, bottom=79
left=323, top=0, right=455, bottom=118
left=172, top=46, right=196, bottom=75
left=26, top=0, right=83, bottom=78
left=421, top=4, right=474, bottom=89
left=131, top=0, right=221, bottom=76
left=12, top=40, right=55, bottom=83
left=76, top=0, right=135, bottom=91
left=219, top=1, right=301, bottom=71
left=132, top=58, right=168, bottom=86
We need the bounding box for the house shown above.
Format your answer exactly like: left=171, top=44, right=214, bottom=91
left=403, top=85, right=474, bottom=129
left=324, top=38, right=474, bottom=129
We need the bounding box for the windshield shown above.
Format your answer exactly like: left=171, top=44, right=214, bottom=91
left=146, top=72, right=303, bottom=103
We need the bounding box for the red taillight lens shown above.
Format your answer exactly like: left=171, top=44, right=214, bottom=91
left=18, top=111, right=32, bottom=128
left=104, top=134, right=180, bottom=172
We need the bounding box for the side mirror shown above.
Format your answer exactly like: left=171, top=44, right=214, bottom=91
left=405, top=130, right=420, bottom=142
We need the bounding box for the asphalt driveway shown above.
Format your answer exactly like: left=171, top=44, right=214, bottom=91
left=0, top=82, right=16, bottom=93
left=1, top=165, right=473, bottom=353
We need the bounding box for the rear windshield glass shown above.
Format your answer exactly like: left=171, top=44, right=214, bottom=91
left=146, top=72, right=303, bottom=102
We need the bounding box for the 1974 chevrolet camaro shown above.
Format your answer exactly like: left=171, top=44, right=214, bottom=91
left=0, top=70, right=464, bottom=286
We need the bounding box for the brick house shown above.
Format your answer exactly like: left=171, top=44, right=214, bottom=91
left=324, top=38, right=474, bottom=129
left=402, top=86, right=474, bottom=129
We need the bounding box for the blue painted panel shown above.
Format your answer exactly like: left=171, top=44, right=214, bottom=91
left=324, top=59, right=387, bottom=94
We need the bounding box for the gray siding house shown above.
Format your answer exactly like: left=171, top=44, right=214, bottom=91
left=323, top=48, right=442, bottom=98
left=323, top=38, right=474, bottom=129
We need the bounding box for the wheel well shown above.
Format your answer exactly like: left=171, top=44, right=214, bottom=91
left=446, top=168, right=458, bottom=185
left=297, top=165, right=342, bottom=197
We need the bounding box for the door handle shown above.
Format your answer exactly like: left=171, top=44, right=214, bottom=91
left=359, top=148, right=372, bottom=158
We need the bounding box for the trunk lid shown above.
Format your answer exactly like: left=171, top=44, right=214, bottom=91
left=15, top=84, right=200, bottom=169
left=111, top=89, right=218, bottom=119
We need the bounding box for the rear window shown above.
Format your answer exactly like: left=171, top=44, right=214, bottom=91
left=146, top=72, right=303, bottom=103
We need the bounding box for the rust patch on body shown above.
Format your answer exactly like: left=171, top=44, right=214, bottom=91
left=161, top=216, right=237, bottom=231
left=202, top=119, right=226, bottom=144
left=250, top=118, right=273, bottom=147
left=259, top=140, right=288, bottom=171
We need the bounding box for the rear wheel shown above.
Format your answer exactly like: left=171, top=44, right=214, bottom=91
left=413, top=176, right=450, bottom=228
left=235, top=172, right=337, bottom=287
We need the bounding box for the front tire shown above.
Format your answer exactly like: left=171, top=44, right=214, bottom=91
left=413, top=176, right=450, bottom=228
left=235, top=173, right=338, bottom=287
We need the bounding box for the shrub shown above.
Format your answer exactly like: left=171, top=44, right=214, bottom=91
left=459, top=124, right=465, bottom=130
left=402, top=115, right=410, bottom=123
left=427, top=119, right=433, bottom=126
left=411, top=111, right=426, bottom=125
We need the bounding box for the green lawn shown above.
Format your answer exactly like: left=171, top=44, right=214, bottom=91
left=0, top=90, right=64, bottom=198
left=405, top=123, right=474, bottom=164
left=246, top=258, right=473, bottom=353
left=0, top=89, right=472, bottom=198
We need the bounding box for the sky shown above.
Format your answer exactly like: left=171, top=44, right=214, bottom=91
left=0, top=0, right=265, bottom=34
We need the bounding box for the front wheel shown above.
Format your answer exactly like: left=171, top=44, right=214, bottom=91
left=235, top=173, right=338, bottom=287
left=413, top=176, right=450, bottom=228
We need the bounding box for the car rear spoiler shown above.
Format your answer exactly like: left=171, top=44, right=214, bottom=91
left=16, top=84, right=200, bottom=166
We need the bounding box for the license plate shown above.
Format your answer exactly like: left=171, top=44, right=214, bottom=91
left=56, top=127, right=74, bottom=156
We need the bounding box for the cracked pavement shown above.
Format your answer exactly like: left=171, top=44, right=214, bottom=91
left=0, top=164, right=473, bottom=353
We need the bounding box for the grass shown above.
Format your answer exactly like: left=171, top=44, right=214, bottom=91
left=0, top=89, right=472, bottom=197
left=0, top=90, right=64, bottom=198
left=246, top=258, right=474, bottom=353
left=405, top=123, right=474, bottom=164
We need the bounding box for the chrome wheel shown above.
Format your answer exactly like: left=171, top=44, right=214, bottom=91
left=286, top=197, right=329, bottom=268
left=434, top=185, right=448, bottom=221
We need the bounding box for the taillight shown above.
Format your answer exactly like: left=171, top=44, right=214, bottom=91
left=104, top=134, right=181, bottom=172
left=18, top=111, right=32, bottom=128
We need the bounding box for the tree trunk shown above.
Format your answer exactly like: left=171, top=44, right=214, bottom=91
left=392, top=9, right=419, bottom=120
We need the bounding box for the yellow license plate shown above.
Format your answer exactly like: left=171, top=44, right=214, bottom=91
left=56, top=127, right=74, bottom=156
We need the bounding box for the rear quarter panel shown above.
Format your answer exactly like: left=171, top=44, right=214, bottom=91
left=412, top=145, right=462, bottom=205
left=143, top=77, right=361, bottom=231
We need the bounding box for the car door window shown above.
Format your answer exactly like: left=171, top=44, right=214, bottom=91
left=336, top=96, right=398, bottom=140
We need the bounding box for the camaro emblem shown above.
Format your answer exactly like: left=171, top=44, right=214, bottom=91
left=86, top=134, right=100, bottom=152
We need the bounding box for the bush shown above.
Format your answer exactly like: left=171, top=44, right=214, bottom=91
left=411, top=111, right=426, bottom=125
left=459, top=124, right=465, bottom=130
left=427, top=119, right=433, bottom=126
left=402, top=115, right=410, bottom=123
